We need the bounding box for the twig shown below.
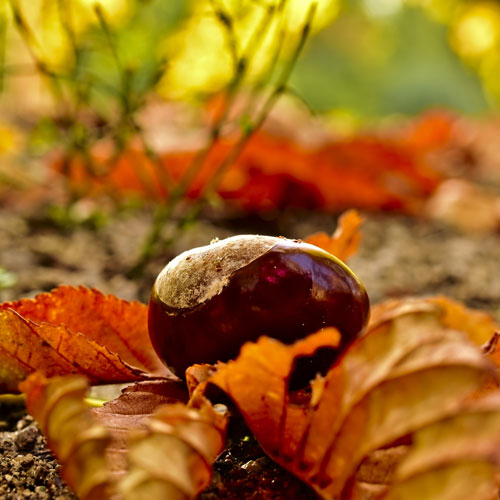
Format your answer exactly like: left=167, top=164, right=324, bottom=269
left=201, top=2, right=317, bottom=197
left=129, top=1, right=285, bottom=277
left=128, top=2, right=317, bottom=277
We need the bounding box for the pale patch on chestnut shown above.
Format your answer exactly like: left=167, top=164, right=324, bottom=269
left=155, top=235, right=278, bottom=310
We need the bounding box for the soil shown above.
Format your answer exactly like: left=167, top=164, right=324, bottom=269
left=1, top=206, right=500, bottom=499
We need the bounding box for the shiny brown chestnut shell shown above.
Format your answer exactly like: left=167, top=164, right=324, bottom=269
left=148, top=235, right=370, bottom=378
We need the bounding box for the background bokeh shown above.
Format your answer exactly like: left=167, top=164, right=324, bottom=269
left=2, top=0, right=499, bottom=124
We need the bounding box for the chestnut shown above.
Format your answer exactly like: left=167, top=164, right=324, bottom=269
left=148, top=235, right=369, bottom=378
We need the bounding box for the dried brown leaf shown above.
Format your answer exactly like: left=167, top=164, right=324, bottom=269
left=19, top=373, right=112, bottom=500
left=21, top=373, right=223, bottom=500
left=369, top=296, right=500, bottom=385
left=118, top=390, right=228, bottom=500
left=419, top=296, right=498, bottom=346
left=92, top=380, right=188, bottom=481
left=210, top=302, right=496, bottom=500
left=425, top=179, right=500, bottom=233
left=385, top=393, right=500, bottom=500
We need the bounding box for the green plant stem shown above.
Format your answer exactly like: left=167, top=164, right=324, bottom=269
left=129, top=3, right=317, bottom=277
left=8, top=0, right=65, bottom=104
left=162, top=0, right=277, bottom=201
left=129, top=2, right=284, bottom=276
left=201, top=2, right=317, bottom=197
left=95, top=4, right=167, bottom=198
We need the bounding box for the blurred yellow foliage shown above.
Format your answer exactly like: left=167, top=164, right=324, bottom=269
left=410, top=0, right=458, bottom=23
left=451, top=2, right=500, bottom=58
left=404, top=0, right=500, bottom=106
left=157, top=0, right=340, bottom=100
left=445, top=2, right=500, bottom=104
left=8, top=0, right=130, bottom=66
left=0, top=122, right=21, bottom=155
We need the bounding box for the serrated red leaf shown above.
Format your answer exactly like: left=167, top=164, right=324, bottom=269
left=0, top=308, right=148, bottom=392
left=1, top=285, right=169, bottom=376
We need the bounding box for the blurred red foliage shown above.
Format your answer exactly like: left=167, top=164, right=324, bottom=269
left=52, top=116, right=449, bottom=214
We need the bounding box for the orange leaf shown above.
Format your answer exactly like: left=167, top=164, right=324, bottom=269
left=369, top=296, right=500, bottom=347
left=428, top=296, right=500, bottom=346
left=19, top=373, right=112, bottom=500
left=1, top=285, right=169, bottom=376
left=400, top=109, right=455, bottom=154
left=51, top=126, right=444, bottom=214
left=22, top=373, right=226, bottom=499
left=305, top=209, right=363, bottom=262
left=119, top=390, right=228, bottom=499
left=0, top=308, right=148, bottom=392
left=210, top=302, right=496, bottom=499
left=92, top=380, right=188, bottom=481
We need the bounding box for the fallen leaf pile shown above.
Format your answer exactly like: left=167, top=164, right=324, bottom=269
left=2, top=212, right=500, bottom=498
left=19, top=374, right=226, bottom=500
left=46, top=107, right=500, bottom=234
left=52, top=126, right=444, bottom=215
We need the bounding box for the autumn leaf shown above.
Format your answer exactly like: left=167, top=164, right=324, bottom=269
left=385, top=392, right=500, bottom=500
left=0, top=308, right=148, bottom=392
left=21, top=373, right=227, bottom=500
left=52, top=128, right=444, bottom=214
left=1, top=286, right=166, bottom=375
left=425, top=179, right=500, bottom=233
left=0, top=286, right=177, bottom=392
left=119, top=390, right=228, bottom=499
left=349, top=393, right=500, bottom=500
left=209, top=301, right=497, bottom=499
left=369, top=296, right=500, bottom=348
left=399, top=109, right=455, bottom=154
left=19, top=373, right=112, bottom=500
left=427, top=296, right=500, bottom=346
left=92, top=379, right=189, bottom=482
left=305, top=209, right=363, bottom=262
